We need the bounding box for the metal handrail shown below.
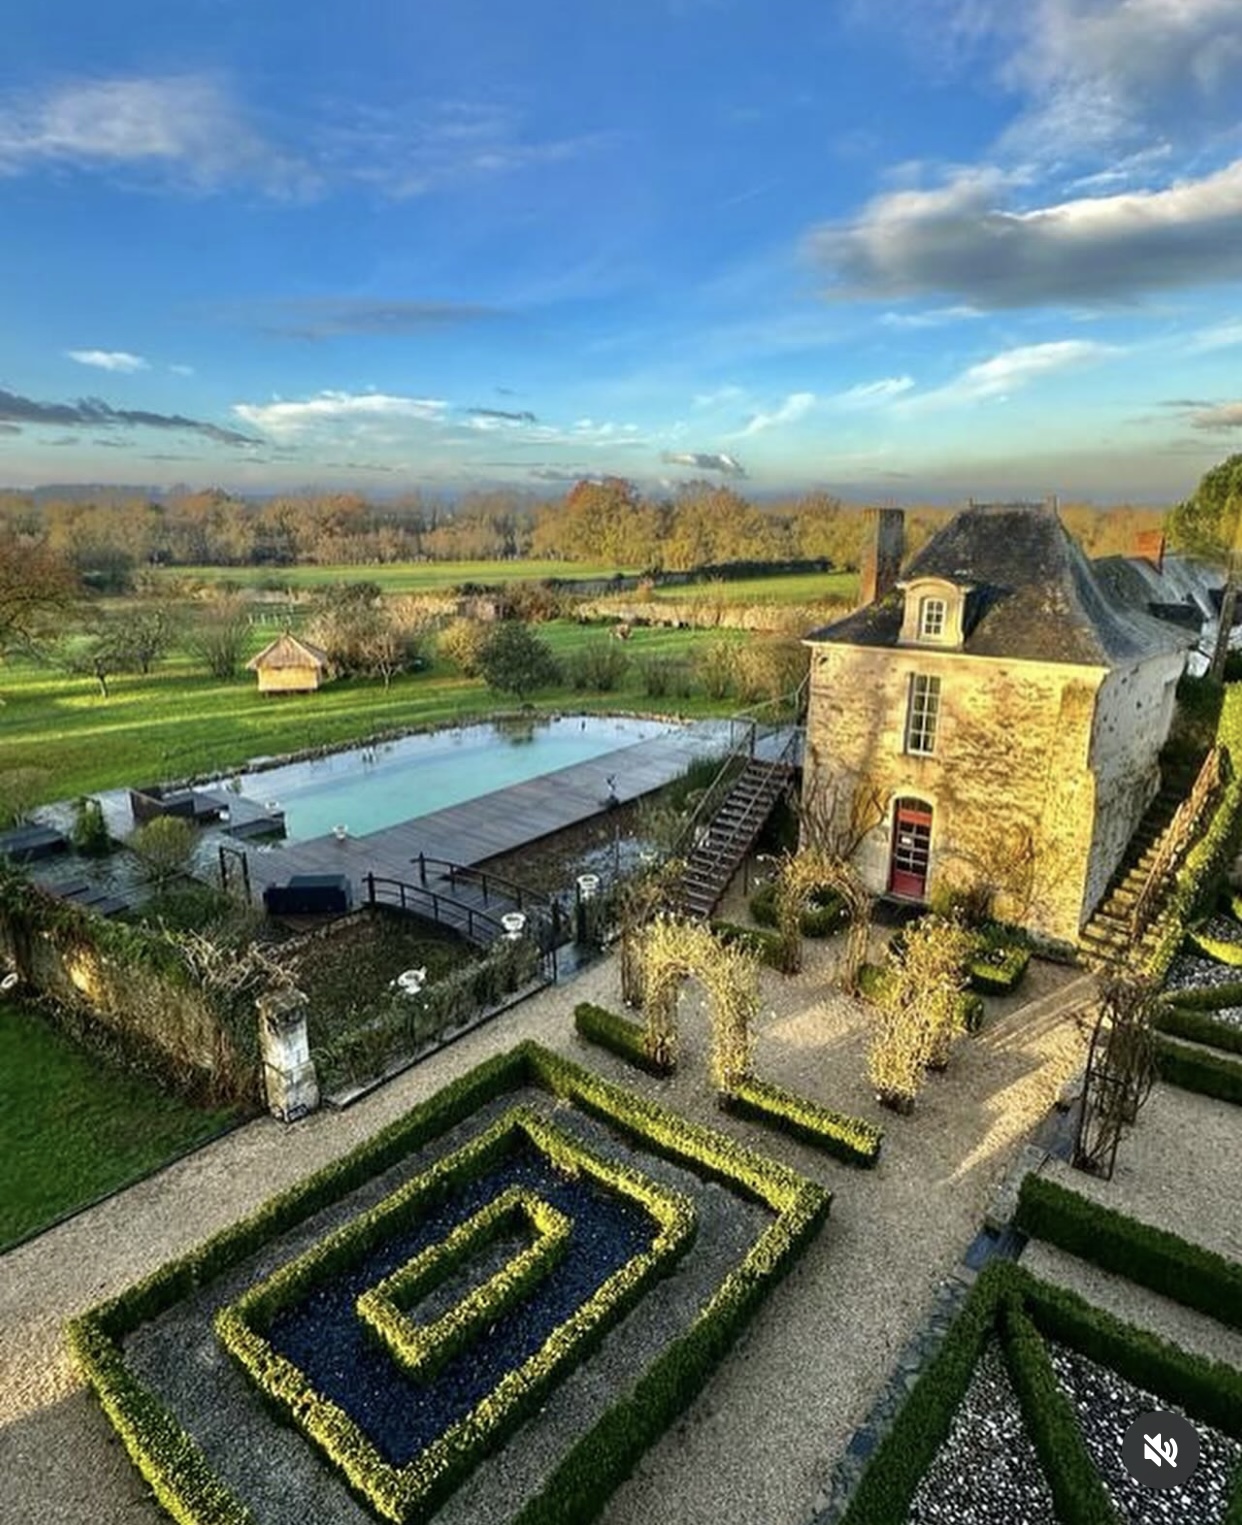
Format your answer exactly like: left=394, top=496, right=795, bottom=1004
left=411, top=855, right=556, bottom=916
left=671, top=681, right=807, bottom=864
left=364, top=872, right=510, bottom=947
left=1130, top=744, right=1229, bottom=936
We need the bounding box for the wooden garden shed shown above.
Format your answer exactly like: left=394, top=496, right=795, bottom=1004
left=246, top=633, right=333, bottom=695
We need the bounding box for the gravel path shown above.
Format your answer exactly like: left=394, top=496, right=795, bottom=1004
left=1038, top=1081, right=1242, bottom=1267
left=0, top=937, right=1089, bottom=1525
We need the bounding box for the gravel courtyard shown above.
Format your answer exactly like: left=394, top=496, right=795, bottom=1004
left=0, top=938, right=1091, bottom=1525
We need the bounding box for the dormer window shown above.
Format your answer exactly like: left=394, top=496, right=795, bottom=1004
left=898, top=576, right=971, bottom=646
left=918, top=597, right=946, bottom=639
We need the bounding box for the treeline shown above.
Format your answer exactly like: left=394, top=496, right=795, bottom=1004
left=0, top=478, right=1171, bottom=587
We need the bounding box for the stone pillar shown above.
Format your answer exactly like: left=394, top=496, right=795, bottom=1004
left=258, top=987, right=319, bottom=1122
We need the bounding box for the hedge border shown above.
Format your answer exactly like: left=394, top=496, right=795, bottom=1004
left=968, top=942, right=1031, bottom=997
left=1154, top=1033, right=1242, bottom=1106
left=572, top=1001, right=671, bottom=1077
left=1156, top=1003, right=1242, bottom=1056
left=1015, top=1172, right=1242, bottom=1330
left=1161, top=981, right=1242, bottom=1012
left=839, top=1259, right=1242, bottom=1525
left=357, top=1188, right=571, bottom=1382
left=67, top=1041, right=829, bottom=1525
left=721, top=1074, right=882, bottom=1167
left=216, top=1106, right=698, bottom=1521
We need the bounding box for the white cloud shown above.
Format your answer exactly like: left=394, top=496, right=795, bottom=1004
left=67, top=349, right=149, bottom=373
left=232, top=390, right=448, bottom=439
left=879, top=305, right=981, bottom=329
left=902, top=340, right=1112, bottom=412
left=733, top=391, right=817, bottom=438
left=809, top=159, right=1242, bottom=307
left=0, top=75, right=316, bottom=196
left=833, top=376, right=915, bottom=406
left=1191, top=320, right=1242, bottom=352
left=1189, top=401, right=1242, bottom=431
left=169, top=363, right=195, bottom=376
left=1003, top=0, right=1242, bottom=159
left=692, top=384, right=746, bottom=409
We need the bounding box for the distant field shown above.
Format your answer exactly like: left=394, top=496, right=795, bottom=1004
left=152, top=560, right=856, bottom=605
left=153, top=560, right=630, bottom=594
left=0, top=999, right=235, bottom=1251
left=0, top=621, right=751, bottom=803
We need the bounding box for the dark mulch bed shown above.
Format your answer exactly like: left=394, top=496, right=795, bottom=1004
left=266, top=1142, right=655, bottom=1466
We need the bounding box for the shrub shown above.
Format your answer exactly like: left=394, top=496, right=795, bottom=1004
left=1154, top=1003, right=1242, bottom=1055
left=565, top=640, right=629, bottom=693
left=967, top=927, right=1031, bottom=996
left=478, top=621, right=561, bottom=701
left=1161, top=979, right=1242, bottom=1010
left=748, top=879, right=777, bottom=927
left=1015, top=1173, right=1242, bottom=1329
left=435, top=617, right=489, bottom=677
left=722, top=1074, right=882, bottom=1166
left=1185, top=925, right=1242, bottom=965
left=710, top=919, right=785, bottom=969
left=573, top=1001, right=672, bottom=1077
left=638, top=656, right=693, bottom=699
left=1154, top=1034, right=1242, bottom=1104
left=71, top=796, right=111, bottom=856
left=129, top=817, right=197, bottom=890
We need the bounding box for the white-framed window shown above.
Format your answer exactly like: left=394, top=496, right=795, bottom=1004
left=905, top=674, right=941, bottom=755
left=918, top=596, right=946, bottom=639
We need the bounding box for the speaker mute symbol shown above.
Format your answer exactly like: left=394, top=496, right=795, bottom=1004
left=1143, top=1433, right=1178, bottom=1468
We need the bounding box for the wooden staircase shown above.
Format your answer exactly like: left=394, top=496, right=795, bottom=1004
left=672, top=758, right=793, bottom=920
left=1077, top=770, right=1199, bottom=968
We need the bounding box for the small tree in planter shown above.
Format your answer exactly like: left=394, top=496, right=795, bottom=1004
left=130, top=816, right=197, bottom=891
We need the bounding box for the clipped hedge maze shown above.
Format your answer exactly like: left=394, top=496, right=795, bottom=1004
left=840, top=1260, right=1242, bottom=1525
left=68, top=1042, right=829, bottom=1525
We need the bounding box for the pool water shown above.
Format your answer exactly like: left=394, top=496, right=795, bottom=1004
left=230, top=716, right=676, bottom=843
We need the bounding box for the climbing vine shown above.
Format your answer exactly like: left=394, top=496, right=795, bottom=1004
left=634, top=916, right=760, bottom=1093
left=771, top=847, right=872, bottom=987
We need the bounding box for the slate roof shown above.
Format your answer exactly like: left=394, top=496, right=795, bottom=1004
left=246, top=633, right=331, bottom=671
left=807, top=502, right=1192, bottom=666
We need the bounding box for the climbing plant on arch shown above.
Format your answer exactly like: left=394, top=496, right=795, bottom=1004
left=636, top=917, right=760, bottom=1094
left=773, top=848, right=872, bottom=987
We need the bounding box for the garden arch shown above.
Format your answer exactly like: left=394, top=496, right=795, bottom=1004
left=636, top=918, right=759, bottom=1093
left=773, top=848, right=872, bottom=989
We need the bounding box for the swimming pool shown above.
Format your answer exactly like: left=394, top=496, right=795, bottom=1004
left=229, top=716, right=677, bottom=843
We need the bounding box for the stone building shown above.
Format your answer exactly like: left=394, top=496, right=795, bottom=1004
left=801, top=502, right=1193, bottom=945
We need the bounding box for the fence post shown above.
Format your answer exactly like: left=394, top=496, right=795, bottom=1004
left=366, top=872, right=375, bottom=906
left=418, top=852, right=426, bottom=886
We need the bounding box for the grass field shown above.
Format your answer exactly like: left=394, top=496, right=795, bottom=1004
left=0, top=621, right=751, bottom=804
left=152, top=559, right=632, bottom=594
left=0, top=998, right=236, bottom=1251
left=643, top=569, right=857, bottom=605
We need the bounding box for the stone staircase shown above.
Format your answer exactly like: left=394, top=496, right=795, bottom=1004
left=672, top=759, right=793, bottom=920
left=1077, top=772, right=1196, bottom=968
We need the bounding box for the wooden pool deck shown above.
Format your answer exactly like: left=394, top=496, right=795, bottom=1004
left=235, top=721, right=741, bottom=905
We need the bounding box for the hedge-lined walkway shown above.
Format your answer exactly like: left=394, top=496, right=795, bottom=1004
left=0, top=940, right=1087, bottom=1525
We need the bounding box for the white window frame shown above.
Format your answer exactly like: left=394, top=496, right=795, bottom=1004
left=905, top=674, right=941, bottom=756
left=918, top=596, right=946, bottom=639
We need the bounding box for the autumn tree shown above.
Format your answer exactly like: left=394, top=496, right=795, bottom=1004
left=1169, top=455, right=1242, bottom=679
left=0, top=534, right=77, bottom=657
left=189, top=597, right=250, bottom=679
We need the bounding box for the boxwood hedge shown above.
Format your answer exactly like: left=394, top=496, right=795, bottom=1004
left=1154, top=1033, right=1242, bottom=1106
left=720, top=1074, right=882, bottom=1167
left=573, top=1001, right=672, bottom=1076
left=67, top=1042, right=829, bottom=1525
left=1155, top=1002, right=1242, bottom=1055
left=840, top=1259, right=1242, bottom=1525
left=1015, top=1172, right=1242, bottom=1330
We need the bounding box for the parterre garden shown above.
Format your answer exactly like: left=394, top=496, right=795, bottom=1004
left=69, top=1041, right=829, bottom=1525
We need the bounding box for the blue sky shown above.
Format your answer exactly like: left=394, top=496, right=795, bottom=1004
left=2, top=0, right=1241, bottom=501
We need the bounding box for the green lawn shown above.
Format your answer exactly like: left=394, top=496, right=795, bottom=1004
left=644, top=569, right=857, bottom=605
left=154, top=559, right=632, bottom=594
left=0, top=621, right=748, bottom=804
left=0, top=999, right=236, bottom=1251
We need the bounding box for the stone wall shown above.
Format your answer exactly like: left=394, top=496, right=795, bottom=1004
left=801, top=644, right=1107, bottom=942
left=0, top=878, right=258, bottom=1103
left=1082, top=654, right=1183, bottom=913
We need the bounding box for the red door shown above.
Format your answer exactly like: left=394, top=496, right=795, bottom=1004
left=889, top=799, right=932, bottom=899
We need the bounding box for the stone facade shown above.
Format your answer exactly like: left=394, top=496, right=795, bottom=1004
left=801, top=503, right=1192, bottom=946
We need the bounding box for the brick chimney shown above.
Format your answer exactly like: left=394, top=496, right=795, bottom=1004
left=859, top=507, right=905, bottom=606
left=1135, top=527, right=1165, bottom=572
